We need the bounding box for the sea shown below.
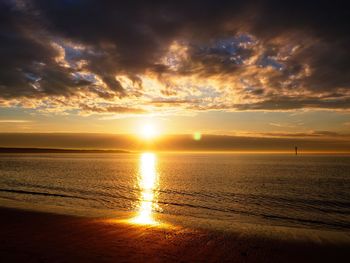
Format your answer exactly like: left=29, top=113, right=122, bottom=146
left=0, top=153, right=349, bottom=232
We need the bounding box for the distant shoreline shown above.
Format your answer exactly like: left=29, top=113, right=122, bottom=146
left=0, top=147, right=349, bottom=154
left=0, top=147, right=130, bottom=154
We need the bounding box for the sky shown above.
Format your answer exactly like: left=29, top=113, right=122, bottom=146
left=0, top=0, right=350, bottom=150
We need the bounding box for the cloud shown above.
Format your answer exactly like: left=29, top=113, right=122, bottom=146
left=0, top=120, right=31, bottom=123
left=0, top=0, right=350, bottom=114
left=79, top=104, right=147, bottom=114
left=252, top=131, right=350, bottom=139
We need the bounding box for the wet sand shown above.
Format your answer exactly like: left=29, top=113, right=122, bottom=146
left=0, top=207, right=349, bottom=262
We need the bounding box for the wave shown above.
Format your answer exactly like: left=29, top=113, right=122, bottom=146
left=0, top=188, right=89, bottom=200
left=157, top=199, right=350, bottom=230
left=1, top=185, right=349, bottom=231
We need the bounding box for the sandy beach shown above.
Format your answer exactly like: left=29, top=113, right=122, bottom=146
left=0, top=207, right=349, bottom=263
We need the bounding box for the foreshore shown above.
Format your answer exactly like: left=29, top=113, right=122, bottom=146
left=0, top=207, right=349, bottom=262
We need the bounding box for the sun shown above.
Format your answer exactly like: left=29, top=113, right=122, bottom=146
left=140, top=124, right=157, bottom=139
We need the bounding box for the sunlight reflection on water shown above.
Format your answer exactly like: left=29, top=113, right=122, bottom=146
left=131, top=153, right=159, bottom=224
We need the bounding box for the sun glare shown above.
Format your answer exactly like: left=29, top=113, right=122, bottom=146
left=140, top=124, right=157, bottom=139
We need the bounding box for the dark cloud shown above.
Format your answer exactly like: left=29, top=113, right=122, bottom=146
left=256, top=131, right=350, bottom=138
left=0, top=1, right=96, bottom=99
left=234, top=97, right=350, bottom=110
left=0, top=0, right=350, bottom=112
left=1, top=133, right=349, bottom=152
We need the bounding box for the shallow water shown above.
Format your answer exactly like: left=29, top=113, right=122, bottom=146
left=0, top=153, right=349, bottom=231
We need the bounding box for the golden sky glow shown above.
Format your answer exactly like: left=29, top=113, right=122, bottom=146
left=0, top=1, right=350, bottom=151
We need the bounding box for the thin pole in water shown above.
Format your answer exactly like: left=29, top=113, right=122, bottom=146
left=295, top=146, right=298, bottom=155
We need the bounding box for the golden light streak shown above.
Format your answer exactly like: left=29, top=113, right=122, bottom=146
left=131, top=153, right=159, bottom=224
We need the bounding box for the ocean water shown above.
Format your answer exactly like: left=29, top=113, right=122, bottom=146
left=0, top=153, right=349, bottom=232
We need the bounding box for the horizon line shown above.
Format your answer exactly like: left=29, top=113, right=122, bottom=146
left=0, top=147, right=349, bottom=155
